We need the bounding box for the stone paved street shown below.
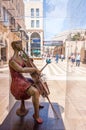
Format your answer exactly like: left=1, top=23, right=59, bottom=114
left=0, top=77, right=9, bottom=124
left=0, top=59, right=86, bottom=130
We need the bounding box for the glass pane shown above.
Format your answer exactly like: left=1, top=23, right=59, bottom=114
left=31, top=20, right=34, bottom=27
left=31, top=8, right=34, bottom=17
left=36, top=20, right=39, bottom=27
left=36, top=8, right=39, bottom=17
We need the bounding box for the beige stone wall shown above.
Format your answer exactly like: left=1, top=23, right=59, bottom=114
left=0, top=26, right=20, bottom=59
left=0, top=0, right=26, bottom=63
left=25, top=0, right=44, bottom=56
left=25, top=0, right=43, bottom=29
left=65, top=41, right=84, bottom=60
left=1, top=0, right=25, bottom=29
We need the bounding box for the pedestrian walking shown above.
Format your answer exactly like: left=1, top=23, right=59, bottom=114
left=55, top=54, right=59, bottom=63
left=61, top=54, right=64, bottom=61
left=71, top=53, right=75, bottom=67
left=76, top=53, right=81, bottom=66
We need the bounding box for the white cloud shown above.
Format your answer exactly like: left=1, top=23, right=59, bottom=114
left=44, top=0, right=69, bottom=40
left=46, top=0, right=68, bottom=18
left=44, top=18, right=64, bottom=40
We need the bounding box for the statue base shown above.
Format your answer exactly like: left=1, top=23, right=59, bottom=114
left=0, top=101, right=65, bottom=130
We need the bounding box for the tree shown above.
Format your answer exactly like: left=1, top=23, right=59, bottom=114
left=72, top=32, right=81, bottom=41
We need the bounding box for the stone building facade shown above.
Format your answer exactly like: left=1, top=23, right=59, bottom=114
left=52, top=29, right=86, bottom=63
left=25, top=0, right=44, bottom=58
left=0, top=0, right=27, bottom=66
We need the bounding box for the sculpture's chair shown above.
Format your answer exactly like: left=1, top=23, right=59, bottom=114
left=14, top=78, right=34, bottom=116
left=16, top=99, right=29, bottom=116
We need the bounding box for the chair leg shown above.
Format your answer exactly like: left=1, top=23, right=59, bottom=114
left=16, top=100, right=28, bottom=116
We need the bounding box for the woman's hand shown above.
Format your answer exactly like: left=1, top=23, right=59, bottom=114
left=36, top=69, right=41, bottom=75
left=33, top=68, right=40, bottom=75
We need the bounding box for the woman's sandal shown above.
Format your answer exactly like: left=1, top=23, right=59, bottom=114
left=39, top=105, right=44, bottom=109
left=33, top=114, right=43, bottom=124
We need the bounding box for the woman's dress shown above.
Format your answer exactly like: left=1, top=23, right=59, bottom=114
left=9, top=59, right=33, bottom=100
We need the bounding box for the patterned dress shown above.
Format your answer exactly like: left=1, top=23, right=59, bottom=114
left=9, top=59, right=33, bottom=100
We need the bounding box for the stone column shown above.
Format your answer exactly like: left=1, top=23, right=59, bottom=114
left=40, top=31, right=43, bottom=56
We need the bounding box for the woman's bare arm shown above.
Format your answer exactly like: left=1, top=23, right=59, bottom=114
left=9, top=60, right=37, bottom=74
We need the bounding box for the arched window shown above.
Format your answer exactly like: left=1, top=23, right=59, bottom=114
left=30, top=32, right=41, bottom=57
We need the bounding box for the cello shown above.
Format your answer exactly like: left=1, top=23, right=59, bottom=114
left=21, top=50, right=60, bottom=119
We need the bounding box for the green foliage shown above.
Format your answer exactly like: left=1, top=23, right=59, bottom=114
left=72, top=32, right=81, bottom=41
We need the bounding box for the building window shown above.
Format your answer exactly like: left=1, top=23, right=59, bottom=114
left=3, top=7, right=8, bottom=24
left=36, top=8, right=39, bottom=17
left=31, top=8, right=34, bottom=17
left=31, top=20, right=34, bottom=28
left=36, top=20, right=39, bottom=27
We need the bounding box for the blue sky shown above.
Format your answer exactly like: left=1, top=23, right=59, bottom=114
left=44, top=0, right=68, bottom=40
left=44, top=0, right=86, bottom=40
left=24, top=0, right=86, bottom=40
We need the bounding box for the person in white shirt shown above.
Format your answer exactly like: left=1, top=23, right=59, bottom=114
left=61, top=54, right=65, bottom=61
left=76, top=53, right=81, bottom=66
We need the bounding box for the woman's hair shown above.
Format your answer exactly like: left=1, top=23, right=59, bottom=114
left=11, top=40, right=22, bottom=50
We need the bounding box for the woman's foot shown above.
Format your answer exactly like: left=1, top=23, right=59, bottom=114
left=33, top=114, right=43, bottom=124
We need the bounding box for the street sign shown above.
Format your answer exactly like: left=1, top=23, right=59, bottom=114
left=44, top=40, right=63, bottom=46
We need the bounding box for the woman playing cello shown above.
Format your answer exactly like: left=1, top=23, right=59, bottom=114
left=9, top=40, right=43, bottom=124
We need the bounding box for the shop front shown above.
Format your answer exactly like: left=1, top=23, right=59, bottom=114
left=30, top=32, right=41, bottom=57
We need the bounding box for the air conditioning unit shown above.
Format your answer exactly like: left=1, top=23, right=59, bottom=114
left=9, top=16, right=15, bottom=29
left=10, top=16, right=15, bottom=25
left=10, top=23, right=19, bottom=32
